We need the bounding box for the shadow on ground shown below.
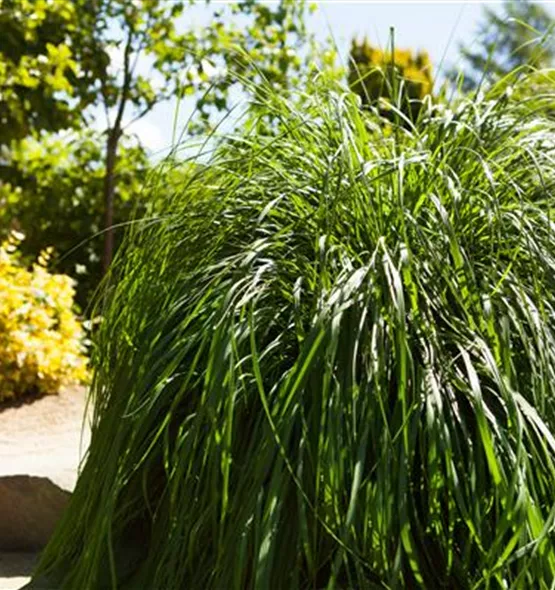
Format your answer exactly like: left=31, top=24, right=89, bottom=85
left=0, top=552, right=37, bottom=590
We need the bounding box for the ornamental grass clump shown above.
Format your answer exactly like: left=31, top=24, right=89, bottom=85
left=36, top=74, right=555, bottom=589
left=0, top=232, right=88, bottom=402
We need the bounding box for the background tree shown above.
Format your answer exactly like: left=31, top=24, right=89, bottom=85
left=453, top=0, right=555, bottom=90
left=65, top=0, right=311, bottom=271
left=0, top=0, right=83, bottom=145
left=0, top=0, right=314, bottom=290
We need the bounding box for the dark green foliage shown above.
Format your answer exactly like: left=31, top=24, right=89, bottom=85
left=0, top=132, right=148, bottom=309
left=35, top=74, right=555, bottom=588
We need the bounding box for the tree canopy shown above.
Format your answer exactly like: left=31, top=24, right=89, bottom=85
left=0, top=0, right=315, bottom=282
left=0, top=0, right=83, bottom=144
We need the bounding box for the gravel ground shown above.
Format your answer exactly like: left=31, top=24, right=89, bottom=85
left=0, top=386, right=90, bottom=589
left=0, top=386, right=90, bottom=490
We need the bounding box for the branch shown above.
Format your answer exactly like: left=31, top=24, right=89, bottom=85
left=128, top=14, right=153, bottom=81
left=100, top=78, right=112, bottom=130
left=112, top=25, right=135, bottom=139
left=120, top=101, right=157, bottom=132
left=120, top=14, right=160, bottom=134
left=121, top=81, right=177, bottom=132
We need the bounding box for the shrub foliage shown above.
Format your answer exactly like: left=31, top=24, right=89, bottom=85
left=36, top=75, right=555, bottom=588
left=349, top=38, right=433, bottom=120
left=0, top=131, right=149, bottom=309
left=0, top=232, right=88, bottom=402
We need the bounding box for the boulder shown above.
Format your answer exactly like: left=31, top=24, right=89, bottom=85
left=0, top=476, right=70, bottom=551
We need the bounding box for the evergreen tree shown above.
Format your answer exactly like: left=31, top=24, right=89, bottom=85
left=348, top=38, right=433, bottom=122
left=454, top=0, right=555, bottom=90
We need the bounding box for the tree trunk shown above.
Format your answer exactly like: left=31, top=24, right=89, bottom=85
left=101, top=27, right=132, bottom=275
left=102, top=130, right=119, bottom=274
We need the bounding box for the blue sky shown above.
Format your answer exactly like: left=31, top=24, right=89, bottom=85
left=122, top=1, right=539, bottom=156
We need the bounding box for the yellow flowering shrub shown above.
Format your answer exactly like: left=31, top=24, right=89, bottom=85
left=348, top=38, right=433, bottom=120
left=0, top=232, right=89, bottom=402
